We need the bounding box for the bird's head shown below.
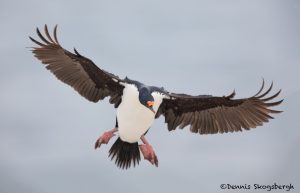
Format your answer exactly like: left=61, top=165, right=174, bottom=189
left=139, top=87, right=155, bottom=114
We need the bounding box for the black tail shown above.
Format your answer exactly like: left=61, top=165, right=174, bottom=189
left=109, top=137, right=141, bottom=169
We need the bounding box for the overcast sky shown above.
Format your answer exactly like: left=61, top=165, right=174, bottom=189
left=0, top=0, right=299, bottom=193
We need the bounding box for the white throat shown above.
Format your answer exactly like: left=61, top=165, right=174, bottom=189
left=116, top=84, right=165, bottom=143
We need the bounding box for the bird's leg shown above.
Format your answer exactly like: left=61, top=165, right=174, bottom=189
left=94, top=128, right=118, bottom=149
left=139, top=136, right=158, bottom=167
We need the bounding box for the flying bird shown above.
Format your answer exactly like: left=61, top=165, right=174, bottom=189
left=29, top=25, right=283, bottom=169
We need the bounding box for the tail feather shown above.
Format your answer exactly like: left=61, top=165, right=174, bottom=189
left=109, top=137, right=141, bottom=169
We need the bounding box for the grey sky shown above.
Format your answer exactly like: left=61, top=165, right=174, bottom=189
left=0, top=0, right=299, bottom=193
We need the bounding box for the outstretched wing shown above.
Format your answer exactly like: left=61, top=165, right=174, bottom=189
left=30, top=25, right=125, bottom=107
left=156, top=81, right=283, bottom=134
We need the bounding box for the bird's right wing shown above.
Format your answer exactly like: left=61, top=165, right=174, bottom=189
left=30, top=25, right=125, bottom=107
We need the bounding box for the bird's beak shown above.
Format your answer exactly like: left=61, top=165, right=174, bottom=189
left=149, top=106, right=156, bottom=114
left=147, top=101, right=155, bottom=107
left=147, top=101, right=155, bottom=114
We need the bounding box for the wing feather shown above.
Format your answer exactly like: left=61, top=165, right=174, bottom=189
left=30, top=25, right=125, bottom=105
left=157, top=80, right=282, bottom=134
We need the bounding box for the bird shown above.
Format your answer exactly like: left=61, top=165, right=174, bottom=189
left=29, top=25, right=283, bottom=169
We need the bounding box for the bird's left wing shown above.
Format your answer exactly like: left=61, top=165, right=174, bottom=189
left=155, top=81, right=283, bottom=134
left=30, top=25, right=125, bottom=107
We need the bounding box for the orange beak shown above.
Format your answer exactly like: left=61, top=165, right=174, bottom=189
left=147, top=101, right=155, bottom=107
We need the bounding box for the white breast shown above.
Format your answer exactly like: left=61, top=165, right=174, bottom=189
left=116, top=84, right=165, bottom=143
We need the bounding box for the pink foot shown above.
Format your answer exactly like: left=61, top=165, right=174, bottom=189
left=139, top=144, right=158, bottom=167
left=94, top=129, right=116, bottom=149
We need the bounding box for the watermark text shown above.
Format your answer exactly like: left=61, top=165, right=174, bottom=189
left=220, top=183, right=294, bottom=191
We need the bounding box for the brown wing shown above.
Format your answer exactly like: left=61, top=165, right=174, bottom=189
left=29, top=25, right=125, bottom=107
left=156, top=80, right=283, bottom=134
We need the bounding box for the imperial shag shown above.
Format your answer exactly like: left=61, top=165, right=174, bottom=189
left=30, top=25, right=283, bottom=169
